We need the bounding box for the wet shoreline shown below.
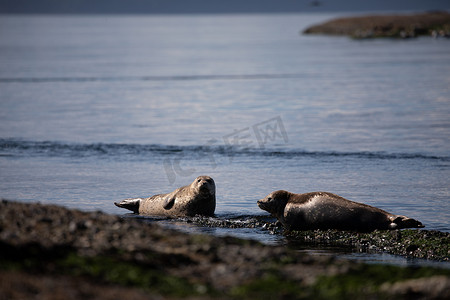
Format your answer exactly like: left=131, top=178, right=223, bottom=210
left=166, top=214, right=450, bottom=261
left=1, top=200, right=449, bottom=299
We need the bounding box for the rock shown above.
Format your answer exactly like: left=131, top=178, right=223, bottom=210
left=284, top=228, right=450, bottom=261
left=0, top=200, right=449, bottom=299
left=303, top=11, right=450, bottom=39
left=381, top=276, right=450, bottom=300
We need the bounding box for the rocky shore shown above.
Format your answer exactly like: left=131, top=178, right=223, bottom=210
left=1, top=200, right=449, bottom=299
left=303, top=11, right=450, bottom=39
left=185, top=216, right=450, bottom=261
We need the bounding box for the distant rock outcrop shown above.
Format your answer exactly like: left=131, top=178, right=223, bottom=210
left=303, top=11, right=450, bottom=39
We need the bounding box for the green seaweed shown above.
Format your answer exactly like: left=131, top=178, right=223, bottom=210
left=232, top=264, right=450, bottom=300
left=0, top=243, right=214, bottom=298
left=2, top=240, right=450, bottom=299
left=60, top=253, right=208, bottom=297
left=231, top=272, right=304, bottom=300
left=310, top=264, right=450, bottom=299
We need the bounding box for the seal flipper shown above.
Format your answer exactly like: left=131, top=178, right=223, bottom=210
left=390, top=215, right=425, bottom=229
left=163, top=196, right=175, bottom=210
left=114, top=198, right=141, bottom=214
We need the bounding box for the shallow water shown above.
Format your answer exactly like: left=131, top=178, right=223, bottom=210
left=0, top=14, right=449, bottom=267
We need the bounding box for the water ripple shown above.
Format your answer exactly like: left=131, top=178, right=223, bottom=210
left=0, top=73, right=310, bottom=84
left=0, top=138, right=447, bottom=162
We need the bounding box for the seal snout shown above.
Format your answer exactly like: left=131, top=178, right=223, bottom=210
left=195, top=176, right=216, bottom=195
left=257, top=198, right=269, bottom=211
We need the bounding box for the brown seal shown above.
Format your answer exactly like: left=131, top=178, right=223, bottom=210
left=115, top=176, right=216, bottom=217
left=257, top=190, right=424, bottom=232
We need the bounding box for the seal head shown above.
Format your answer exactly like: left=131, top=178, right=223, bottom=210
left=192, top=175, right=215, bottom=196
left=257, top=190, right=290, bottom=219
left=162, top=175, right=216, bottom=212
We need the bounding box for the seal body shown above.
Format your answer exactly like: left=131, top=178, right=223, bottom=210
left=115, top=176, right=216, bottom=217
left=257, top=190, right=424, bottom=232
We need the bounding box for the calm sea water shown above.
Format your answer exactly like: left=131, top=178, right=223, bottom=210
left=1, top=14, right=449, bottom=267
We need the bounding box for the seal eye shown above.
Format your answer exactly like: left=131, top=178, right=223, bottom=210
left=197, top=179, right=201, bottom=183
left=267, top=197, right=272, bottom=202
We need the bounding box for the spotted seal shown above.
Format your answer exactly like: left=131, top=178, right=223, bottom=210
left=115, top=176, right=216, bottom=217
left=257, top=190, right=424, bottom=232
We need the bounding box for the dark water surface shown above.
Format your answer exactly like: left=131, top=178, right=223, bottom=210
left=1, top=14, right=449, bottom=267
